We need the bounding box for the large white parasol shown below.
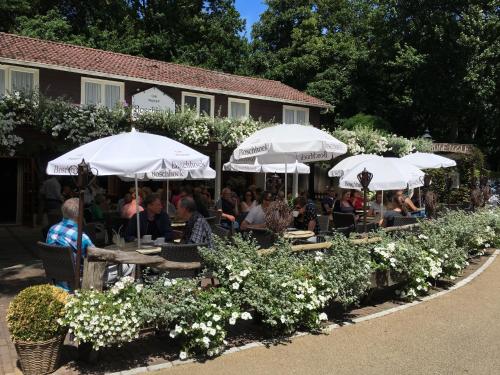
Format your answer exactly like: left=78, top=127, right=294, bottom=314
left=47, top=128, right=212, bottom=252
left=339, top=157, right=425, bottom=191
left=401, top=152, right=456, bottom=169
left=232, top=124, right=347, bottom=195
left=328, top=154, right=382, bottom=177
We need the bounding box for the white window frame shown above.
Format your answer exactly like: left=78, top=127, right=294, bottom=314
left=80, top=77, right=124, bottom=107
left=0, top=64, right=39, bottom=94
left=228, top=97, right=250, bottom=120
left=181, top=91, right=215, bottom=117
left=283, top=105, right=309, bottom=124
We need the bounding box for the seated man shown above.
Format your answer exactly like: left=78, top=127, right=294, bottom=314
left=47, top=198, right=134, bottom=290
left=125, top=193, right=173, bottom=241
left=177, top=197, right=214, bottom=248
left=293, top=196, right=319, bottom=233
left=321, top=188, right=336, bottom=215
left=240, top=191, right=272, bottom=231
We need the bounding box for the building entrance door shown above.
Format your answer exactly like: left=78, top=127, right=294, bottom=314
left=0, top=158, right=18, bottom=223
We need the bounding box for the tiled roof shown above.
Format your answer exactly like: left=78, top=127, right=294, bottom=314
left=0, top=32, right=330, bottom=108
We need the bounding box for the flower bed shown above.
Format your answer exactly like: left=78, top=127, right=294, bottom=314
left=50, top=208, right=500, bottom=361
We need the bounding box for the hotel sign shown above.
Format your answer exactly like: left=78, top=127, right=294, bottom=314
left=131, top=87, right=175, bottom=119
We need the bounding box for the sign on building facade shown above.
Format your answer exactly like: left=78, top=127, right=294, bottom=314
left=131, top=87, right=175, bottom=119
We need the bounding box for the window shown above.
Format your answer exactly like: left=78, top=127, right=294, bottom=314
left=181, top=92, right=215, bottom=117
left=0, top=65, right=39, bottom=96
left=283, top=105, right=309, bottom=125
left=228, top=98, right=249, bottom=120
left=81, top=77, right=124, bottom=109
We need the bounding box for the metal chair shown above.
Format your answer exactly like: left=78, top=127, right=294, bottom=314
left=160, top=243, right=206, bottom=278
left=392, top=216, right=418, bottom=227
left=36, top=241, right=77, bottom=291
left=317, top=215, right=330, bottom=233
left=333, top=212, right=356, bottom=228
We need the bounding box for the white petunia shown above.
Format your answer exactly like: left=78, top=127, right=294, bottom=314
left=231, top=282, right=240, bottom=290
left=229, top=317, right=236, bottom=325
left=240, top=312, right=252, bottom=320
left=318, top=312, right=328, bottom=321
left=179, top=351, right=188, bottom=360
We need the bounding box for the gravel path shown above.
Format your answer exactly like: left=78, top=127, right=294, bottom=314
left=156, top=253, right=500, bottom=375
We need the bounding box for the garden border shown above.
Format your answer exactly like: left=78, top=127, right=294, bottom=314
left=105, top=249, right=499, bottom=375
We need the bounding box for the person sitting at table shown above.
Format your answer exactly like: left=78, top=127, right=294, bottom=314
left=216, top=187, right=239, bottom=229
left=177, top=197, right=214, bottom=249
left=90, top=194, right=108, bottom=222
left=293, top=196, right=319, bottom=234
left=121, top=191, right=144, bottom=219
left=382, top=195, right=410, bottom=227
left=240, top=190, right=256, bottom=213
left=350, top=189, right=364, bottom=210
left=125, top=193, right=174, bottom=241
left=321, top=188, right=336, bottom=215
left=241, top=191, right=272, bottom=231
left=193, top=187, right=210, bottom=218
left=333, top=190, right=355, bottom=214
left=369, top=191, right=385, bottom=219
left=395, top=190, right=419, bottom=212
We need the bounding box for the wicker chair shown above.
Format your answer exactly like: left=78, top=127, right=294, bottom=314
left=160, top=243, right=206, bottom=278
left=392, top=216, right=418, bottom=227
left=247, top=228, right=276, bottom=249
left=333, top=212, right=356, bottom=228
left=212, top=224, right=231, bottom=239
left=36, top=241, right=77, bottom=291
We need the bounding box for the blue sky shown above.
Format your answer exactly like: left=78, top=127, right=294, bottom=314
left=234, top=0, right=267, bottom=39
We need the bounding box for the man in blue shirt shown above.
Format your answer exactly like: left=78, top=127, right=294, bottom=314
left=46, top=198, right=94, bottom=290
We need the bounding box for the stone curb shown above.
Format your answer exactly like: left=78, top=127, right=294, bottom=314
left=106, top=249, right=499, bottom=375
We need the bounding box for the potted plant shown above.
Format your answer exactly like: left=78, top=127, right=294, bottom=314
left=6, top=284, right=68, bottom=375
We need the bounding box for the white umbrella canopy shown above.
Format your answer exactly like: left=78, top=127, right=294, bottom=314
left=339, top=157, right=425, bottom=191
left=223, top=157, right=310, bottom=174
left=47, top=128, right=209, bottom=176
left=328, top=154, right=382, bottom=177
left=121, top=166, right=216, bottom=181
left=232, top=124, right=348, bottom=163
left=401, top=152, right=456, bottom=169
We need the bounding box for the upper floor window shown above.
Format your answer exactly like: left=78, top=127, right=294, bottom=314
left=81, top=77, right=124, bottom=109
left=228, top=97, right=249, bottom=120
left=0, top=65, right=39, bottom=96
left=181, top=92, right=214, bottom=117
left=283, top=105, right=309, bottom=125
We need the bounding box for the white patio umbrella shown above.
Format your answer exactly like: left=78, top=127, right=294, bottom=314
left=47, top=128, right=211, bottom=250
left=328, top=154, right=382, bottom=177
left=339, top=157, right=424, bottom=191
left=401, top=152, right=456, bottom=207
left=401, top=152, right=456, bottom=169
left=339, top=157, right=425, bottom=220
left=232, top=124, right=347, bottom=196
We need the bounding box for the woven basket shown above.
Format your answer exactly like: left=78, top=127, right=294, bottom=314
left=14, top=334, right=65, bottom=375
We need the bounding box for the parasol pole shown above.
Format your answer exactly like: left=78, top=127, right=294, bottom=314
left=135, top=174, right=141, bottom=249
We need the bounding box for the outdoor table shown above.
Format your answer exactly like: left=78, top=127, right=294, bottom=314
left=283, top=230, right=315, bottom=240
left=105, top=241, right=161, bottom=254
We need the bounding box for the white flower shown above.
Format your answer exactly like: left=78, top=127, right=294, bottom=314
left=169, top=330, right=177, bottom=338
left=240, top=312, right=252, bottom=320
left=212, top=314, right=221, bottom=322
left=202, top=336, right=211, bottom=346
left=179, top=351, right=188, bottom=360
left=318, top=312, right=328, bottom=321
left=387, top=242, right=396, bottom=251
left=192, top=323, right=200, bottom=329
left=239, top=269, right=250, bottom=277
left=175, top=325, right=183, bottom=333
left=229, top=317, right=236, bottom=325
left=163, top=279, right=172, bottom=287
left=231, top=312, right=239, bottom=319
left=226, top=302, right=233, bottom=308
left=231, top=282, right=240, bottom=290
left=280, top=315, right=286, bottom=323
left=135, top=284, right=143, bottom=293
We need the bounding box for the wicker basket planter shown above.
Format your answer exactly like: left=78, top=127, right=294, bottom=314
left=14, top=334, right=65, bottom=375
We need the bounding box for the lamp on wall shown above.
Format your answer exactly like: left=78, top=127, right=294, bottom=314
left=422, top=128, right=432, bottom=141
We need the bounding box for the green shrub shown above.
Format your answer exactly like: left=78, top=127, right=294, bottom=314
left=6, top=284, right=68, bottom=342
